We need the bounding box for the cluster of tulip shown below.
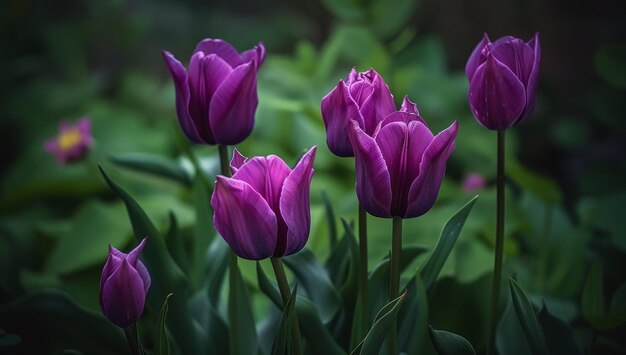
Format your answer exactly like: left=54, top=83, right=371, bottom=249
left=97, top=33, right=540, bottom=355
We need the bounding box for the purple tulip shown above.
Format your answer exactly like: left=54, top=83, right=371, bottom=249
left=463, top=172, right=487, bottom=192
left=321, top=68, right=395, bottom=157
left=466, top=33, right=541, bottom=130
left=162, top=39, right=265, bottom=145
left=348, top=97, right=458, bottom=218
left=99, top=238, right=151, bottom=328
left=44, top=118, right=93, bottom=165
left=211, top=147, right=316, bottom=260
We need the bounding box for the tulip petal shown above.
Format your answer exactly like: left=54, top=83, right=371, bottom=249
left=232, top=155, right=291, bottom=212
left=241, top=42, right=266, bottom=67
left=375, top=122, right=410, bottom=216
left=490, top=37, right=535, bottom=86
left=379, top=111, right=426, bottom=128
left=348, top=120, right=392, bottom=218
left=188, top=52, right=222, bottom=144
left=101, top=259, right=146, bottom=328
left=405, top=121, right=458, bottom=218
left=209, top=62, right=258, bottom=145
left=469, top=54, right=527, bottom=130
left=126, top=238, right=151, bottom=293
left=230, top=148, right=248, bottom=174
left=520, top=33, right=541, bottom=122
left=193, top=38, right=242, bottom=68
left=400, top=96, right=420, bottom=115
left=162, top=51, right=204, bottom=143
left=465, top=33, right=491, bottom=81
left=321, top=80, right=364, bottom=157
left=280, top=146, right=316, bottom=256
left=358, top=69, right=396, bottom=134
left=346, top=67, right=359, bottom=85
left=211, top=176, right=278, bottom=260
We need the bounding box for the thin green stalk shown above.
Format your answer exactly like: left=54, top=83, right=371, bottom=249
left=487, top=131, right=506, bottom=355
left=270, top=257, right=303, bottom=355
left=219, top=144, right=241, bottom=355
left=124, top=324, right=141, bottom=355
left=358, top=205, right=369, bottom=335
left=388, top=216, right=403, bottom=355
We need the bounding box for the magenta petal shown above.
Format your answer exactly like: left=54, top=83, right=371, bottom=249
left=231, top=155, right=291, bottom=212
left=469, top=54, right=527, bottom=130
left=279, top=146, right=316, bottom=256
left=126, top=238, right=150, bottom=292
left=321, top=80, right=364, bottom=157
left=162, top=51, right=204, bottom=143
left=241, top=42, right=266, bottom=67
left=490, top=37, right=535, bottom=86
left=346, top=68, right=359, bottom=85
left=358, top=70, right=396, bottom=134
left=380, top=111, right=426, bottom=128
left=348, top=120, right=392, bottom=218
left=230, top=148, right=248, bottom=175
left=211, top=176, right=278, bottom=260
left=193, top=38, right=241, bottom=67
left=400, top=96, right=420, bottom=115
left=375, top=122, right=410, bottom=216
left=466, top=33, right=491, bottom=81
left=405, top=121, right=458, bottom=218
left=520, top=33, right=541, bottom=122
left=101, top=259, right=146, bottom=328
left=209, top=62, right=258, bottom=145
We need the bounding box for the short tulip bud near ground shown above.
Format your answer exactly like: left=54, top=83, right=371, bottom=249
left=466, top=33, right=541, bottom=130
left=163, top=39, right=265, bottom=145
left=211, top=147, right=316, bottom=260
left=99, top=238, right=151, bottom=329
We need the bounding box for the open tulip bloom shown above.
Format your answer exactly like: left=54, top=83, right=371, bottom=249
left=211, top=147, right=316, bottom=260
left=163, top=39, right=265, bottom=145
left=466, top=33, right=541, bottom=130
left=321, top=68, right=395, bottom=157
left=348, top=97, right=459, bottom=219
left=99, top=238, right=151, bottom=329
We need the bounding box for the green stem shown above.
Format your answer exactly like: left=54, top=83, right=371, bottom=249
left=358, top=205, right=369, bottom=335
left=124, top=323, right=141, bottom=355
left=219, top=144, right=241, bottom=355
left=270, top=257, right=303, bottom=355
left=388, top=216, right=403, bottom=355
left=487, top=131, right=506, bottom=355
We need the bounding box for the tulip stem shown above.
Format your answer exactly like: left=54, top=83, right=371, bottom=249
left=124, top=323, right=142, bottom=355
left=219, top=144, right=241, bottom=355
left=487, top=131, right=506, bottom=355
left=358, top=205, right=369, bottom=336
left=388, top=216, right=403, bottom=355
left=270, top=257, right=303, bottom=355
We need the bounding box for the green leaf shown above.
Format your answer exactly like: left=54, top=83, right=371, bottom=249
left=321, top=190, right=338, bottom=247
left=233, top=261, right=259, bottom=355
left=350, top=290, right=407, bottom=355
left=283, top=250, right=342, bottom=323
left=271, top=285, right=298, bottom=355
left=398, top=273, right=428, bottom=354
left=509, top=279, right=548, bottom=355
left=155, top=293, right=173, bottom=355
left=164, top=212, right=190, bottom=276
left=581, top=263, right=626, bottom=329
left=420, top=196, right=478, bottom=292
left=537, top=302, right=582, bottom=355
left=507, top=162, right=562, bottom=204
left=206, top=238, right=229, bottom=306
left=110, top=153, right=192, bottom=186
left=98, top=166, right=200, bottom=354
left=429, top=326, right=476, bottom=355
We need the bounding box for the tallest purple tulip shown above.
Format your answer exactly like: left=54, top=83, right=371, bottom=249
left=466, top=33, right=541, bottom=131
left=163, top=39, right=265, bottom=145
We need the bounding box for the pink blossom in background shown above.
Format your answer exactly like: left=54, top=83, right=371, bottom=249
left=463, top=172, right=487, bottom=192
left=44, top=118, right=93, bottom=165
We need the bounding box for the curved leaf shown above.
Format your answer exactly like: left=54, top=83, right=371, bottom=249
left=272, top=285, right=298, bottom=355
left=429, top=326, right=476, bottom=355
left=509, top=279, right=548, bottom=355
left=398, top=272, right=428, bottom=354
left=155, top=293, right=173, bottom=355
left=538, top=302, right=582, bottom=355
left=110, top=153, right=192, bottom=186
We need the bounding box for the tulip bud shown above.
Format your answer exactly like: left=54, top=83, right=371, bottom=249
left=466, top=33, right=541, bottom=130
left=99, top=238, right=151, bottom=328
left=321, top=68, right=395, bottom=157
left=348, top=97, right=458, bottom=218
left=43, top=118, right=93, bottom=165
left=162, top=39, right=265, bottom=145
left=211, top=147, right=316, bottom=260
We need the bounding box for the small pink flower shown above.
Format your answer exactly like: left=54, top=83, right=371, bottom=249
left=44, top=118, right=93, bottom=165
left=463, top=172, right=487, bottom=193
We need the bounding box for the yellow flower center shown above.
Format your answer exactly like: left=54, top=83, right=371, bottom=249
left=58, top=129, right=82, bottom=151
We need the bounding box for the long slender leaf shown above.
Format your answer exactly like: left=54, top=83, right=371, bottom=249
left=233, top=262, right=259, bottom=355
left=509, top=279, right=548, bottom=355
left=98, top=166, right=200, bottom=354
left=154, top=293, right=173, bottom=355
left=110, top=153, right=192, bottom=186
left=321, top=190, right=338, bottom=247
left=398, top=272, right=428, bottom=354
left=271, top=285, right=298, bottom=355
left=429, top=326, right=476, bottom=355
left=420, top=196, right=478, bottom=292
left=164, top=212, right=190, bottom=276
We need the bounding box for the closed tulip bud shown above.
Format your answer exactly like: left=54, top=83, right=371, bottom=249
left=162, top=39, right=265, bottom=145
left=466, top=33, right=541, bottom=130
left=211, top=147, right=316, bottom=260
left=99, top=238, right=151, bottom=329
left=348, top=97, right=458, bottom=218
left=321, top=68, right=395, bottom=157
